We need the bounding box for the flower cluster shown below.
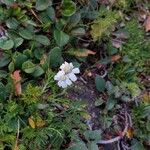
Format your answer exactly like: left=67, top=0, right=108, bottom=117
left=54, top=62, right=80, bottom=88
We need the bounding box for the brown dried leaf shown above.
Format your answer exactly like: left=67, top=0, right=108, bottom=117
left=111, top=54, right=121, bottom=62
left=11, top=70, right=22, bottom=96
left=126, top=127, right=134, bottom=139
left=144, top=16, right=150, bottom=32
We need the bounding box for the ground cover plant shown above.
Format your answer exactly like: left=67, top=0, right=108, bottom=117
left=0, top=0, right=150, bottom=149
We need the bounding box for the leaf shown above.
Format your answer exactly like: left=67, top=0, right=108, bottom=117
left=28, top=117, right=35, bottom=129
left=0, top=70, right=7, bottom=78
left=94, top=98, right=104, bottom=106
left=68, top=49, right=96, bottom=57
left=36, top=119, right=46, bottom=128
left=0, top=82, right=8, bottom=101
left=35, top=0, right=50, bottom=11
left=0, top=39, right=14, bottom=50
left=95, top=75, right=106, bottom=92
left=31, top=66, right=44, bottom=77
left=111, top=54, right=121, bottom=62
left=6, top=18, right=19, bottom=29
left=46, top=6, right=55, bottom=21
left=67, top=142, right=88, bottom=150
left=13, top=38, right=24, bottom=48
left=0, top=55, right=11, bottom=68
left=84, top=130, right=102, bottom=142
left=19, top=29, right=33, bottom=40
left=144, top=16, right=150, bottom=32
left=22, top=61, right=36, bottom=73
left=126, top=127, right=134, bottom=139
left=11, top=70, right=22, bottom=96
left=62, top=0, right=76, bottom=17
left=48, top=47, right=63, bottom=67
left=142, top=92, right=150, bottom=105
left=15, top=54, right=28, bottom=68
left=35, top=35, right=50, bottom=46
left=88, top=142, right=99, bottom=150
left=106, top=97, right=116, bottom=110
left=54, top=29, right=70, bottom=47
left=1, top=0, right=14, bottom=6
left=131, top=141, right=145, bottom=150
left=71, top=27, right=86, bottom=36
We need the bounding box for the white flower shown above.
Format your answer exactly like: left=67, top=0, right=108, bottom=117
left=54, top=70, right=72, bottom=88
left=60, top=61, right=80, bottom=82
left=54, top=62, right=80, bottom=88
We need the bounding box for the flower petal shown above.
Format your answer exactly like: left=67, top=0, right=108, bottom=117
left=61, top=81, right=68, bottom=88
left=65, top=78, right=72, bottom=85
left=68, top=73, right=77, bottom=82
left=58, top=81, right=67, bottom=88
left=72, top=68, right=80, bottom=74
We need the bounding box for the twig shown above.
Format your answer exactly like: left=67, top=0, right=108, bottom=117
left=30, top=9, right=43, bottom=24
left=97, top=123, right=128, bottom=144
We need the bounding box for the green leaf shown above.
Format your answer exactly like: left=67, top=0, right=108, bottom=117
left=31, top=66, right=44, bottom=77
left=94, top=98, right=104, bottom=107
left=0, top=70, right=7, bottom=78
left=88, top=142, right=99, bottom=150
left=0, top=82, right=8, bottom=101
left=0, top=55, right=11, bottom=68
left=71, top=27, right=86, bottom=36
left=95, top=75, right=106, bottom=92
left=15, top=54, right=28, bottom=68
left=62, top=0, right=76, bottom=17
left=54, top=30, right=69, bottom=47
left=0, top=39, right=14, bottom=50
left=35, top=0, right=50, bottom=11
left=84, top=130, right=101, bottom=142
left=6, top=18, right=19, bottom=29
left=69, top=13, right=81, bottom=28
left=8, top=62, right=14, bottom=72
left=131, top=141, right=145, bottom=150
left=106, top=97, right=116, bottom=110
left=13, top=38, right=24, bottom=48
left=35, top=35, right=50, bottom=46
left=19, top=29, right=33, bottom=40
left=67, top=142, right=88, bottom=150
left=22, top=61, right=36, bottom=73
left=1, top=0, right=14, bottom=6
left=48, top=47, right=63, bottom=67
left=46, top=6, right=55, bottom=21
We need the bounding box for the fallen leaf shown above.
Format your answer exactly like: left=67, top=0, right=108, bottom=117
left=111, top=54, right=121, bottom=62
left=36, top=119, right=46, bottom=128
left=68, top=49, right=96, bottom=57
left=112, top=39, right=123, bottom=48
left=126, top=127, right=134, bottom=139
left=142, top=92, right=150, bottom=105
left=40, top=54, right=47, bottom=65
left=11, top=70, right=22, bottom=96
left=13, top=143, right=19, bottom=150
left=144, top=16, right=150, bottom=32
left=28, top=116, right=36, bottom=129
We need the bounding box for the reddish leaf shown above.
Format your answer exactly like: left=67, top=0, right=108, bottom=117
left=111, top=54, right=121, bottom=62
left=11, top=70, right=22, bottom=96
